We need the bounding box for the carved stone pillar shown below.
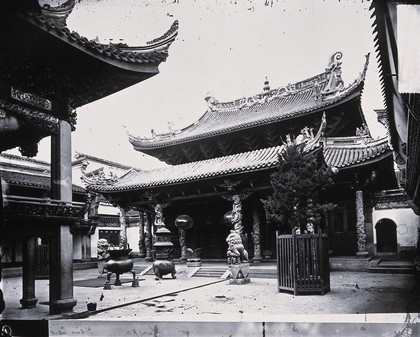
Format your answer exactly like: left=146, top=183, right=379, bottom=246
left=179, top=229, right=187, bottom=262
left=355, top=190, right=368, bottom=257
left=175, top=215, right=193, bottom=263
left=119, top=207, right=128, bottom=249
left=144, top=212, right=153, bottom=262
left=138, top=212, right=146, bottom=258
left=251, top=206, right=263, bottom=263
left=231, top=194, right=244, bottom=235
left=226, top=194, right=250, bottom=285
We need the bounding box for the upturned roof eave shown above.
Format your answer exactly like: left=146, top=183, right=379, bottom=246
left=89, top=136, right=392, bottom=195
left=21, top=12, right=178, bottom=74
left=130, top=80, right=365, bottom=152
left=85, top=163, right=278, bottom=194
left=370, top=1, right=403, bottom=151
left=86, top=143, right=391, bottom=195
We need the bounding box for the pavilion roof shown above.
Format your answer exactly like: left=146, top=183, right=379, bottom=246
left=129, top=52, right=369, bottom=151
left=0, top=153, right=85, bottom=193
left=0, top=1, right=178, bottom=156
left=25, top=12, right=178, bottom=67
left=88, top=135, right=391, bottom=193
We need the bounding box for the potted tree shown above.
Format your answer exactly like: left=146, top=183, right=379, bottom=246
left=262, top=143, right=335, bottom=295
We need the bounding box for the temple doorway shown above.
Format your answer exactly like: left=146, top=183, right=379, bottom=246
left=375, top=219, right=397, bottom=253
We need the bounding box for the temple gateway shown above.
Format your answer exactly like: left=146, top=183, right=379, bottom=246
left=86, top=52, right=415, bottom=262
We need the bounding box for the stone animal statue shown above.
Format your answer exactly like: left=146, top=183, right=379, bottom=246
left=226, top=230, right=248, bottom=264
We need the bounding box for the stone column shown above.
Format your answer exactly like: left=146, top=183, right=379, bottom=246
left=144, top=212, right=153, bottom=262
left=49, top=119, right=77, bottom=314
left=138, top=212, right=146, bottom=258
left=355, top=190, right=368, bottom=257
left=251, top=206, right=263, bottom=264
left=227, top=194, right=250, bottom=284
left=20, top=237, right=38, bottom=308
left=231, top=194, right=244, bottom=235
left=119, top=207, right=128, bottom=249
left=179, top=229, right=187, bottom=262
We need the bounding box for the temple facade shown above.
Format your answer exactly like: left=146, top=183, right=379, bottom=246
left=87, top=52, right=417, bottom=261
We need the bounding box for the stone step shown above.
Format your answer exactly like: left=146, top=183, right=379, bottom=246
left=189, top=266, right=278, bottom=279
left=368, top=258, right=415, bottom=274
left=193, top=267, right=228, bottom=278
left=368, top=267, right=415, bottom=274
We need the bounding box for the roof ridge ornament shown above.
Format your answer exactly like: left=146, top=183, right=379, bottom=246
left=147, top=20, right=179, bottom=46
left=279, top=112, right=327, bottom=155
left=320, top=52, right=344, bottom=96
left=39, top=0, right=76, bottom=28
left=80, top=161, right=119, bottom=186
left=203, top=52, right=347, bottom=113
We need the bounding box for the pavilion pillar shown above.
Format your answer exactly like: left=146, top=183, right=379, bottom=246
left=144, top=212, right=153, bottom=262
left=355, top=189, right=368, bottom=257
left=49, top=119, right=77, bottom=314
left=138, top=212, right=146, bottom=258
left=179, top=229, right=187, bottom=262
left=231, top=194, right=244, bottom=235
left=251, top=206, right=263, bottom=264
left=20, top=237, right=38, bottom=309
left=119, top=207, right=128, bottom=249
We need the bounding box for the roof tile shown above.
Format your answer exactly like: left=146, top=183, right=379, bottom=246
left=89, top=136, right=390, bottom=193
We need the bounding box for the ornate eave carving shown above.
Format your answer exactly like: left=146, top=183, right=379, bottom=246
left=373, top=190, right=412, bottom=209
left=2, top=195, right=85, bottom=220
left=11, top=87, right=52, bottom=111
left=0, top=99, right=59, bottom=134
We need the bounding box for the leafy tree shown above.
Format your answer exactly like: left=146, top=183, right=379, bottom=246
left=262, top=144, right=335, bottom=233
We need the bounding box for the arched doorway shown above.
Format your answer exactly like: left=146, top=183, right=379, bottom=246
left=375, top=219, right=397, bottom=253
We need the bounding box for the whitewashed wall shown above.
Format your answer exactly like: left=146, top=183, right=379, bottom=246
left=372, top=207, right=420, bottom=251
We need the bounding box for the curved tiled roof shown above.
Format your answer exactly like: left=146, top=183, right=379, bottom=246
left=129, top=53, right=369, bottom=150
left=25, top=11, right=179, bottom=66
left=88, top=136, right=390, bottom=193
left=323, top=136, right=390, bottom=168
left=1, top=170, right=85, bottom=193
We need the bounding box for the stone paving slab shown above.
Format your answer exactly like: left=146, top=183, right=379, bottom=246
left=1, top=262, right=420, bottom=336
left=48, top=317, right=420, bottom=337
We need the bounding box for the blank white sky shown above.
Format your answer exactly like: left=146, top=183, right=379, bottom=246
left=14, top=0, right=386, bottom=168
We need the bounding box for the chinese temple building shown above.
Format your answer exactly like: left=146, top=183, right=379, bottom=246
left=87, top=52, right=407, bottom=262
left=0, top=0, right=177, bottom=315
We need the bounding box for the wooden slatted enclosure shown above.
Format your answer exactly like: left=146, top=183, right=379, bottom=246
left=276, top=230, right=330, bottom=295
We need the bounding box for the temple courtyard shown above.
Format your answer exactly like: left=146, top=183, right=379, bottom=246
left=1, top=260, right=419, bottom=337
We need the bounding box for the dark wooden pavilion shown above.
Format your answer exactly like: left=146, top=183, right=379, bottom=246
left=0, top=0, right=177, bottom=314
left=370, top=0, right=420, bottom=213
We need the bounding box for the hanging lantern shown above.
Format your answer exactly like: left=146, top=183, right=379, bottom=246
left=175, top=215, right=193, bottom=230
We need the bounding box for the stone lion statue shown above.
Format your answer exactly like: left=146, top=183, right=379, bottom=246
left=97, top=239, right=110, bottom=261
left=226, top=230, right=248, bottom=264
